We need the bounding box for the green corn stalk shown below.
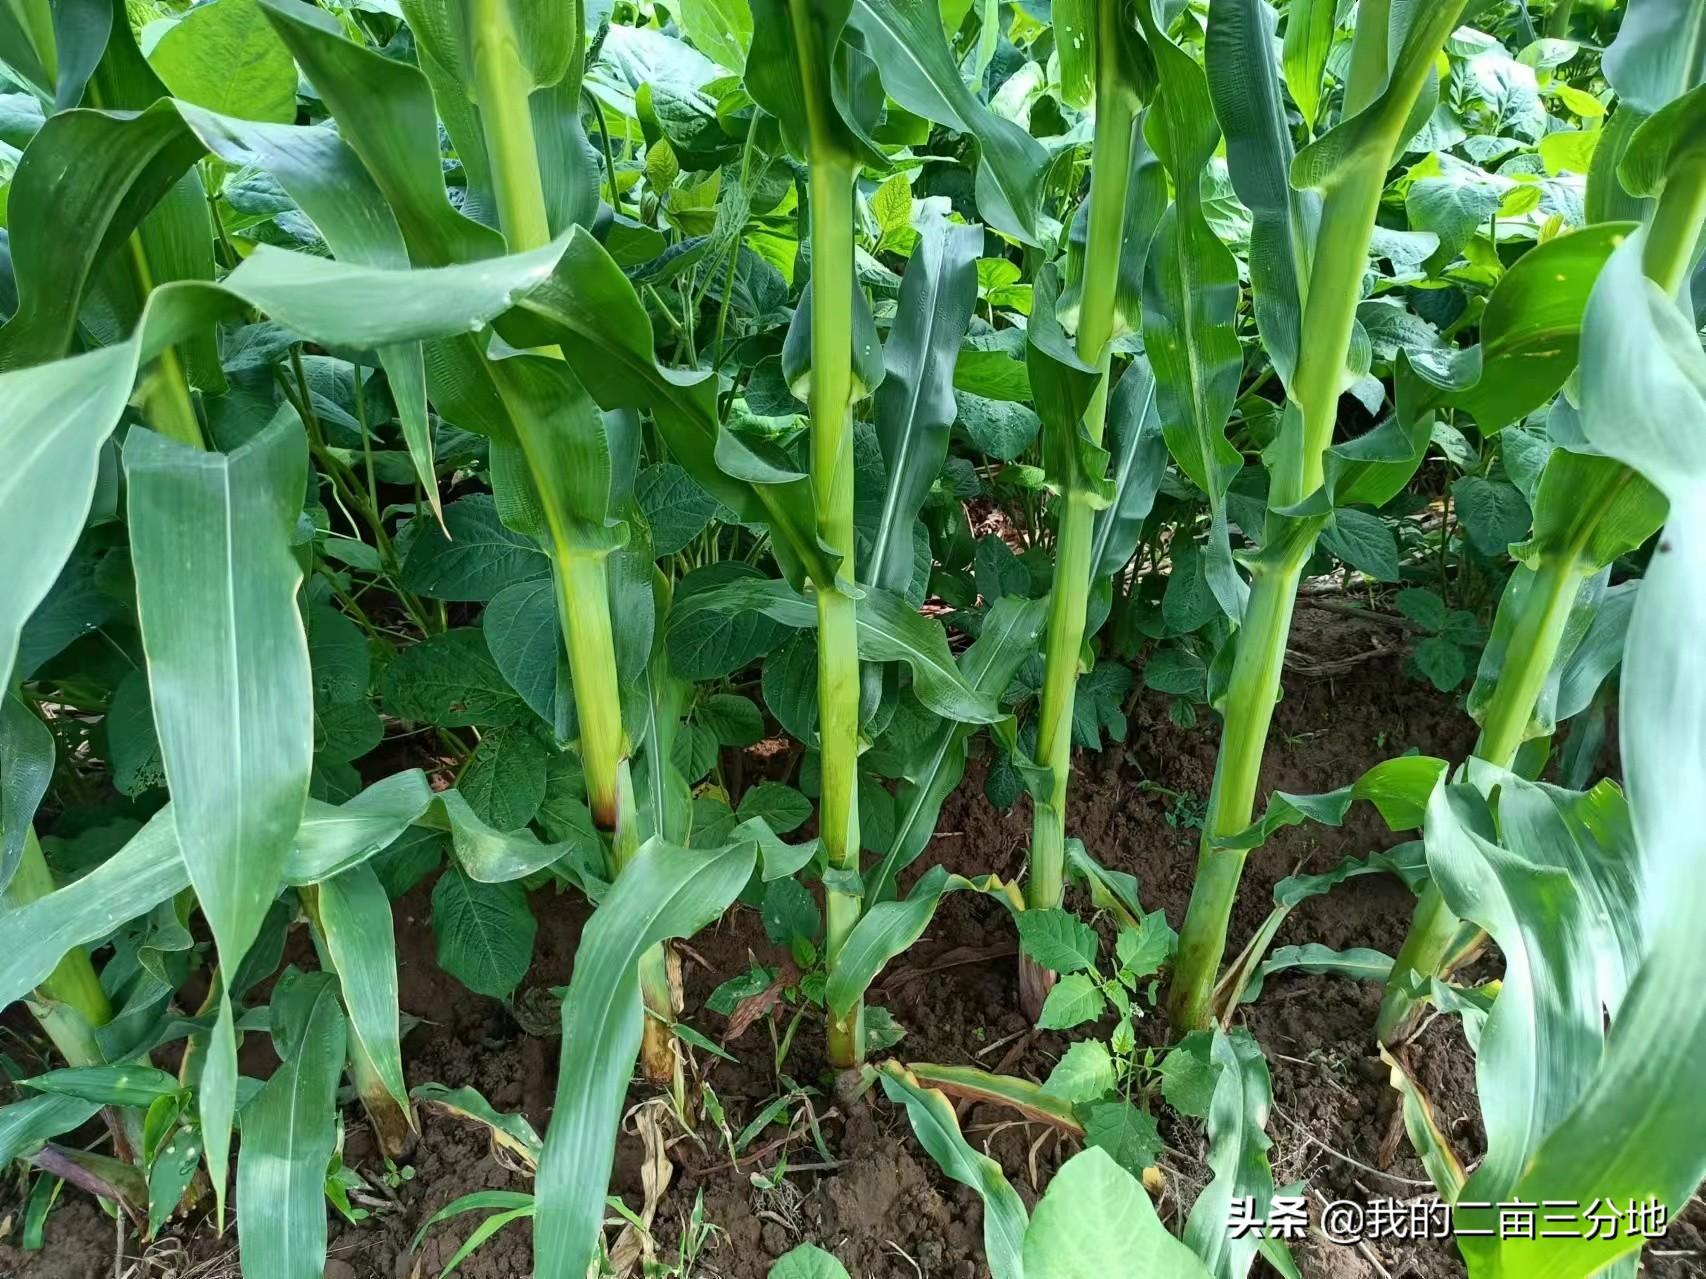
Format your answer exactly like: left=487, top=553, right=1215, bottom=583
left=1020, top=0, right=1141, bottom=1017
left=463, top=0, right=676, bottom=1082
left=4, top=830, right=113, bottom=1071
left=785, top=11, right=865, bottom=1073
left=1167, top=0, right=1473, bottom=1032
left=1376, top=114, right=1706, bottom=1045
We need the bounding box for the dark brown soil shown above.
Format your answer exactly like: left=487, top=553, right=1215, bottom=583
left=6, top=650, right=1703, bottom=1279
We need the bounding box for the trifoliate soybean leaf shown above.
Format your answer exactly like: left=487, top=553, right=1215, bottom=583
left=1396, top=587, right=1448, bottom=632
left=1015, top=909, right=1100, bottom=975
left=760, top=877, right=820, bottom=948
left=150, top=0, right=298, bottom=124
left=737, top=782, right=812, bottom=835
left=1321, top=509, right=1401, bottom=582
left=1070, top=664, right=1132, bottom=750
left=1037, top=973, right=1106, bottom=1030
left=1452, top=476, right=1533, bottom=556
left=707, top=962, right=775, bottom=1016
left=534, top=753, right=593, bottom=845
left=984, top=752, right=1021, bottom=809
left=305, top=604, right=368, bottom=706
left=974, top=535, right=1029, bottom=603
left=1161, top=543, right=1218, bottom=636
left=676, top=0, right=751, bottom=69
left=953, top=348, right=1032, bottom=401
left=1024, top=1146, right=1208, bottom=1279
left=400, top=495, right=548, bottom=602
left=108, top=670, right=165, bottom=798
left=383, top=629, right=528, bottom=728
left=1159, top=1031, right=1219, bottom=1119
left=457, top=728, right=549, bottom=832
left=1076, top=1098, right=1162, bottom=1177
left=671, top=720, right=720, bottom=785
left=863, top=1005, right=906, bottom=1054
left=17, top=554, right=122, bottom=681
left=1413, top=634, right=1470, bottom=692
left=667, top=564, right=789, bottom=680
left=482, top=577, right=569, bottom=736
left=870, top=172, right=912, bottom=240
left=761, top=633, right=818, bottom=745
left=1143, top=647, right=1207, bottom=700
left=637, top=463, right=718, bottom=557
left=697, top=693, right=764, bottom=747
left=371, top=828, right=444, bottom=900
left=313, top=701, right=383, bottom=765
left=1042, top=1040, right=1115, bottom=1104
left=768, top=1243, right=852, bottom=1279
left=692, top=793, right=739, bottom=847
left=430, top=871, right=536, bottom=999
left=859, top=781, right=897, bottom=857
left=955, top=391, right=1040, bottom=460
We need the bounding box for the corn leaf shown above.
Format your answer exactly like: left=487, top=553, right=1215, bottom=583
left=847, top=0, right=1048, bottom=244
left=1602, top=0, right=1706, bottom=114
left=1404, top=223, right=1637, bottom=432
left=1087, top=358, right=1166, bottom=580
left=1181, top=1028, right=1286, bottom=1279
left=534, top=835, right=756, bottom=1279
left=1458, top=223, right=1706, bottom=1279
left=507, top=232, right=836, bottom=590
left=1280, top=0, right=1337, bottom=128
left=868, top=596, right=1047, bottom=902
left=125, top=408, right=313, bottom=1218
left=0, top=693, right=52, bottom=891
left=1136, top=6, right=1245, bottom=618
left=877, top=1063, right=1028, bottom=1279
left=317, top=864, right=409, bottom=1114
left=0, top=1093, right=103, bottom=1166
left=826, top=865, right=1013, bottom=1017
left=867, top=210, right=982, bottom=596
left=1206, top=0, right=1317, bottom=389
left=235, top=972, right=346, bottom=1279
left=0, top=224, right=563, bottom=700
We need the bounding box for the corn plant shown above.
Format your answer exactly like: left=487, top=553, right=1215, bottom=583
left=1377, top=0, right=1706, bottom=1041
left=1163, top=0, right=1481, bottom=1030
left=1371, top=218, right=1706, bottom=1276
left=1014, top=0, right=1154, bottom=1017
left=5, top=1, right=1706, bottom=1277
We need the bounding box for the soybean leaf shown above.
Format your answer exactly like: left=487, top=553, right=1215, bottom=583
left=769, top=1244, right=852, bottom=1279
left=431, top=870, right=537, bottom=1000
left=150, top=0, right=297, bottom=123
left=1025, top=1147, right=1210, bottom=1279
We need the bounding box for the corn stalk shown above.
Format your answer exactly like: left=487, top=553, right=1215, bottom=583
left=1020, top=0, right=1140, bottom=1018
left=1168, top=0, right=1473, bottom=1032
left=464, top=0, right=675, bottom=1081
left=787, top=4, right=865, bottom=1071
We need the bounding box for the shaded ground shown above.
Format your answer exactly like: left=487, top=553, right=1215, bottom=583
left=6, top=648, right=1701, bottom=1279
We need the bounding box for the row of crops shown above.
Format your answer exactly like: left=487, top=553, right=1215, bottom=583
left=0, top=0, right=1702, bottom=1275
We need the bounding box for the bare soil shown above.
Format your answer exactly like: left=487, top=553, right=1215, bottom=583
left=5, top=647, right=1702, bottom=1279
